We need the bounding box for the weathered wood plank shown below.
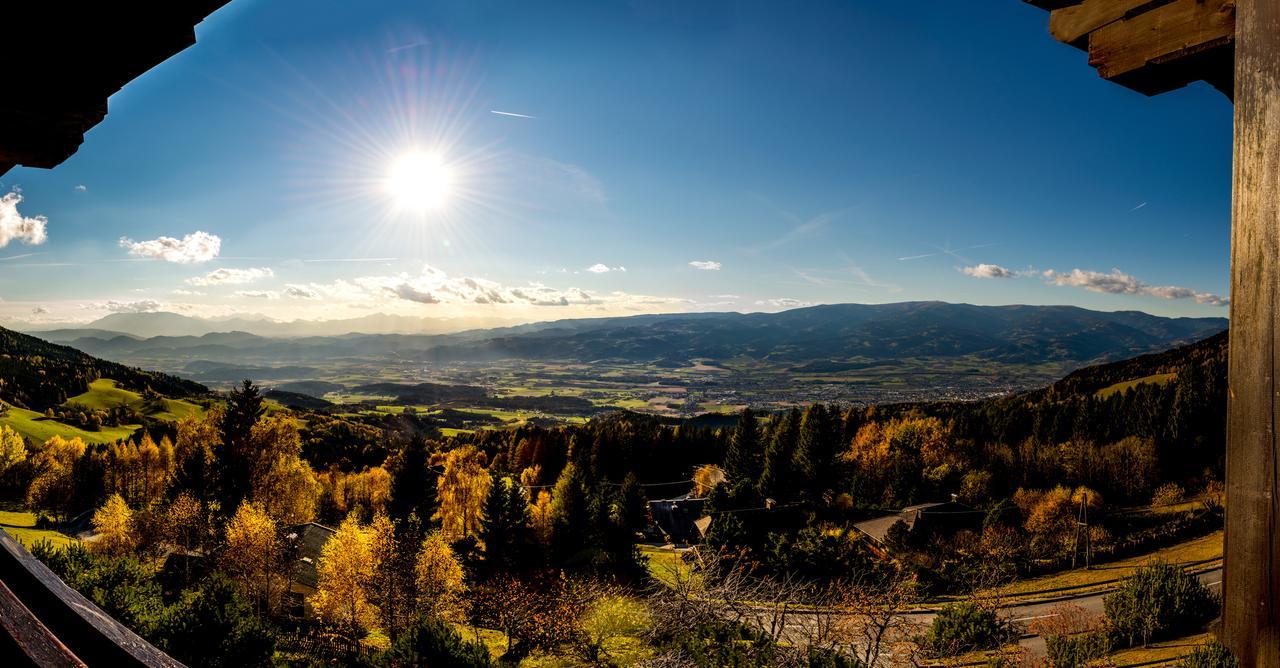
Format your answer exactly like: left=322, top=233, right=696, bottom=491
left=1088, top=0, right=1235, bottom=80
left=0, top=579, right=84, bottom=667
left=1049, top=0, right=1175, bottom=47
left=1225, top=0, right=1280, bottom=664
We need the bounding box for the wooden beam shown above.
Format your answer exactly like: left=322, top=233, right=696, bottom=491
left=1049, top=0, right=1177, bottom=48
left=1088, top=0, right=1235, bottom=78
left=1225, top=0, right=1280, bottom=664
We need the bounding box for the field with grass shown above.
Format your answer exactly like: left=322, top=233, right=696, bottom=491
left=995, top=530, right=1222, bottom=599
left=0, top=509, right=77, bottom=549
left=0, top=401, right=139, bottom=444
left=65, top=379, right=204, bottom=421
left=1096, top=372, right=1177, bottom=399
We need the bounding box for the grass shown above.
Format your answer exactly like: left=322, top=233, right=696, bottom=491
left=640, top=544, right=692, bottom=589
left=1, top=401, right=139, bottom=444
left=0, top=509, right=77, bottom=549
left=995, top=530, right=1222, bottom=598
left=1096, top=372, right=1177, bottom=399
left=1109, top=631, right=1212, bottom=667
left=63, top=379, right=205, bottom=422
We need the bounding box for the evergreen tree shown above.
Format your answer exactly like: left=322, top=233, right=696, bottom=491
left=723, top=407, right=762, bottom=489
left=389, top=436, right=437, bottom=527
left=217, top=380, right=265, bottom=515
left=759, top=408, right=800, bottom=500
left=479, top=476, right=530, bottom=574
left=617, top=472, right=649, bottom=531
left=549, top=461, right=590, bottom=566
left=792, top=404, right=837, bottom=504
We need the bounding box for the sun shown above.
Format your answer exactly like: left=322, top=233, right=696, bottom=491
left=385, top=150, right=453, bottom=212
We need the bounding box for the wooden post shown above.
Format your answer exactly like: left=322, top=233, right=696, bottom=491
left=1226, top=0, right=1280, bottom=664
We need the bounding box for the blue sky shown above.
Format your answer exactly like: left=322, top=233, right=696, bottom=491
left=0, top=0, right=1233, bottom=327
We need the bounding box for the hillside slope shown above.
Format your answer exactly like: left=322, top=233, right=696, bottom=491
left=0, top=326, right=208, bottom=411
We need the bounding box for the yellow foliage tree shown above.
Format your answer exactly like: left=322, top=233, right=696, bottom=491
left=224, top=501, right=281, bottom=616
left=248, top=415, right=321, bottom=525
left=434, top=446, right=490, bottom=540
left=692, top=464, right=725, bottom=497
left=529, top=490, right=555, bottom=546
left=310, top=514, right=378, bottom=637
left=26, top=435, right=87, bottom=519
left=0, top=425, right=26, bottom=479
left=90, top=493, right=136, bottom=557
left=415, top=530, right=466, bottom=619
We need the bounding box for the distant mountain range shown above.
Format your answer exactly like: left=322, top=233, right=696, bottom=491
left=29, top=302, right=1227, bottom=374
left=23, top=311, right=526, bottom=339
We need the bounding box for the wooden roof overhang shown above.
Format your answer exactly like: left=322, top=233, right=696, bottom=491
left=1025, top=0, right=1235, bottom=98
left=0, top=2, right=231, bottom=177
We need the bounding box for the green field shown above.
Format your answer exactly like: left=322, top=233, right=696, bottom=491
left=1097, top=372, right=1177, bottom=399
left=0, top=510, right=77, bottom=549
left=65, top=379, right=204, bottom=421
left=0, top=401, right=139, bottom=444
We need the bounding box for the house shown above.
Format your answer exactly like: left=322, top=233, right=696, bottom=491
left=852, top=499, right=979, bottom=552
left=648, top=494, right=710, bottom=545
left=283, top=522, right=336, bottom=617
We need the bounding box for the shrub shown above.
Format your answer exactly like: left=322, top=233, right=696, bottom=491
left=1045, top=631, right=1110, bottom=668
left=1152, top=483, right=1185, bottom=507
left=155, top=573, right=277, bottom=667
left=1178, top=640, right=1238, bottom=668
left=385, top=616, right=493, bottom=667
left=1103, top=562, right=1216, bottom=648
left=923, top=601, right=1013, bottom=656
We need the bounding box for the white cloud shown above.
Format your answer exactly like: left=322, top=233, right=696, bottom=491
left=119, top=231, right=221, bottom=263
left=85, top=299, right=165, bottom=313
left=755, top=297, right=814, bottom=309
left=283, top=285, right=321, bottom=300
left=171, top=289, right=206, bottom=296
left=74, top=185, right=87, bottom=193
left=31, top=306, right=48, bottom=315
left=961, top=263, right=1016, bottom=279
left=689, top=260, right=721, bottom=271
left=235, top=290, right=279, bottom=299
left=1044, top=268, right=1228, bottom=307
left=296, top=264, right=686, bottom=310
left=587, top=263, right=626, bottom=274
left=0, top=192, right=48, bottom=248
left=186, top=267, right=274, bottom=286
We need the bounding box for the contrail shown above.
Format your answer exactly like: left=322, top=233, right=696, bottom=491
left=1130, top=201, right=1148, bottom=211
left=490, top=110, right=537, bottom=119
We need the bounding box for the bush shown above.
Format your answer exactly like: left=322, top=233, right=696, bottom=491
left=923, top=601, right=1013, bottom=656
left=1152, top=483, right=1185, bottom=507
left=385, top=616, right=493, bottom=667
left=1045, top=631, right=1110, bottom=668
left=1103, top=562, right=1216, bottom=648
left=155, top=573, right=277, bottom=667
left=1178, top=640, right=1238, bottom=668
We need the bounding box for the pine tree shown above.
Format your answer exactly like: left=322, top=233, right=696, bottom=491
left=549, top=461, right=590, bottom=566
left=793, top=404, right=837, bottom=504
left=389, top=436, right=436, bottom=525
left=480, top=476, right=530, bottom=574
left=723, top=407, right=762, bottom=489
left=217, top=380, right=265, bottom=515
left=759, top=408, right=800, bottom=500
left=617, top=472, right=649, bottom=531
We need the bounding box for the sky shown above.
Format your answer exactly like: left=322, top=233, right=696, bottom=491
left=0, top=0, right=1234, bottom=328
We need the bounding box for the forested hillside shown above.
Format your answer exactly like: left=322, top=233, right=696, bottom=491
left=0, top=326, right=208, bottom=411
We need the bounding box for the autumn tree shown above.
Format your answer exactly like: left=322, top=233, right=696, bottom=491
left=164, top=492, right=211, bottom=585
left=223, top=501, right=282, bottom=617
left=434, top=446, right=490, bottom=540
left=248, top=415, right=320, bottom=525
left=27, top=435, right=87, bottom=520
left=0, top=424, right=26, bottom=491
left=368, top=512, right=418, bottom=642
left=90, top=493, right=136, bottom=557
left=310, top=514, right=378, bottom=641
left=415, top=530, right=466, bottom=619
left=528, top=490, right=554, bottom=547
left=172, top=408, right=221, bottom=507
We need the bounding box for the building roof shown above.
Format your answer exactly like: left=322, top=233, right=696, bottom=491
left=852, top=501, right=967, bottom=545
left=284, top=522, right=336, bottom=590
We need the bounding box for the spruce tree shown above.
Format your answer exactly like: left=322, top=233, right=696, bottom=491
left=723, top=407, right=762, bottom=489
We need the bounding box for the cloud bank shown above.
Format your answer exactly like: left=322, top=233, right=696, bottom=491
left=961, top=263, right=1016, bottom=279
left=187, top=267, right=274, bottom=286
left=0, top=192, right=49, bottom=248
left=1044, top=268, right=1228, bottom=306
left=119, top=231, right=221, bottom=263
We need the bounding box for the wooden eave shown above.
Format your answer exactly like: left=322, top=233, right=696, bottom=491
left=1025, top=0, right=1236, bottom=98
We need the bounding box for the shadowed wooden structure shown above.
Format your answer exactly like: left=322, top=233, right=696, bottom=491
left=1026, top=1, right=1279, bottom=664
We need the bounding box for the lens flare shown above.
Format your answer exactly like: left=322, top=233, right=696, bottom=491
left=385, top=150, right=453, bottom=212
